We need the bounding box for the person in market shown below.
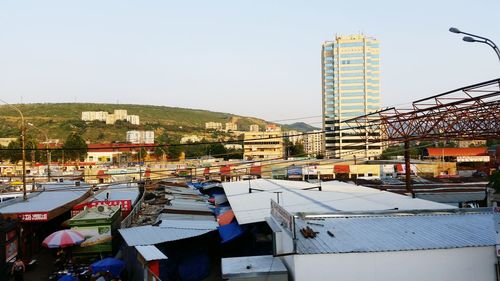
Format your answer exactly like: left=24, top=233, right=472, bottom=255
left=11, top=257, right=25, bottom=281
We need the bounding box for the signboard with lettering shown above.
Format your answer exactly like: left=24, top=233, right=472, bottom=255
left=72, top=200, right=131, bottom=217
left=18, top=212, right=49, bottom=222
left=493, top=207, right=500, bottom=257
left=271, top=200, right=294, bottom=235
left=457, top=156, right=490, bottom=162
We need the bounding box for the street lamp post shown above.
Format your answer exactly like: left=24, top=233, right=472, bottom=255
left=449, top=27, right=500, bottom=62
left=27, top=123, right=51, bottom=182
left=0, top=99, right=27, bottom=200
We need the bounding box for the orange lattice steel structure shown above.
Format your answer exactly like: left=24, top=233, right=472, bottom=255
left=346, top=78, right=500, bottom=194
left=348, top=78, right=500, bottom=142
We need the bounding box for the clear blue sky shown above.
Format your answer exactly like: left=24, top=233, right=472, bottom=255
left=1, top=1, right=499, bottom=127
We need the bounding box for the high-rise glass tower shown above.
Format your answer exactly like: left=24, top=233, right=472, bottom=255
left=322, top=34, right=381, bottom=159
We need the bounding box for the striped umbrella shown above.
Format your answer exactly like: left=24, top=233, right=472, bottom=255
left=42, top=229, right=85, bottom=248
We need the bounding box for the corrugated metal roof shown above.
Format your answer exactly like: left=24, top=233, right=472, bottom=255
left=93, top=183, right=140, bottom=202
left=0, top=181, right=88, bottom=214
left=164, top=199, right=213, bottom=213
left=158, top=219, right=218, bottom=229
left=119, top=221, right=217, bottom=246
left=415, top=192, right=486, bottom=204
left=156, top=213, right=216, bottom=221
left=221, top=255, right=288, bottom=278
left=293, top=212, right=494, bottom=254
left=223, top=179, right=454, bottom=225
left=135, top=245, right=168, bottom=261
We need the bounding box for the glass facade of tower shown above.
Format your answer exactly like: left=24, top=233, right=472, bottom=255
left=322, top=34, right=381, bottom=159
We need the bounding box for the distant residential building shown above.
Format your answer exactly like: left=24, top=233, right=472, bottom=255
left=81, top=111, right=109, bottom=122
left=322, top=34, right=381, bottom=159
left=457, top=140, right=486, bottom=148
left=249, top=125, right=260, bottom=132
left=180, top=135, right=202, bottom=144
left=0, top=138, right=17, bottom=147
left=205, top=122, right=223, bottom=131
left=243, top=131, right=284, bottom=160
left=82, top=109, right=140, bottom=125
left=224, top=144, right=243, bottom=150
left=85, top=143, right=156, bottom=163
left=126, top=130, right=155, bottom=144
left=283, top=130, right=303, bottom=145
left=126, top=115, right=140, bottom=125
left=304, top=130, right=324, bottom=157
left=114, top=109, right=128, bottom=120
left=225, top=122, right=238, bottom=132
left=266, top=124, right=281, bottom=132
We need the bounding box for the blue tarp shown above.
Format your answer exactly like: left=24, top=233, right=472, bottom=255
left=90, top=258, right=125, bottom=277
left=58, top=275, right=77, bottom=281
left=218, top=222, right=244, bottom=243
left=187, top=182, right=203, bottom=189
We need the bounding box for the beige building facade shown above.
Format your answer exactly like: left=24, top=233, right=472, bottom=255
left=304, top=130, right=324, bottom=157
left=243, top=131, right=284, bottom=161
left=205, top=122, right=223, bottom=131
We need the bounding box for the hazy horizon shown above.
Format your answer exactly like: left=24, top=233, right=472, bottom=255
left=1, top=0, right=499, bottom=128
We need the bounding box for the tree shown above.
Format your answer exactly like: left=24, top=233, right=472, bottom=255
left=157, top=132, right=182, bottom=160
left=63, top=133, right=88, bottom=161
left=289, top=143, right=305, bottom=157
left=489, top=171, right=500, bottom=194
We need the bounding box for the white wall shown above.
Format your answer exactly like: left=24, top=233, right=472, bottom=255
left=291, top=246, right=496, bottom=281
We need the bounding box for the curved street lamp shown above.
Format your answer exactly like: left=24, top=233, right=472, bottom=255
left=27, top=123, right=51, bottom=182
left=0, top=99, right=27, bottom=200
left=449, top=27, right=500, bottom=62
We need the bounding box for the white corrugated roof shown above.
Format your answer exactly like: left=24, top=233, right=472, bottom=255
left=223, top=179, right=455, bottom=225
left=119, top=219, right=217, bottom=246
left=135, top=245, right=168, bottom=261
left=222, top=255, right=288, bottom=278
left=93, top=183, right=140, bottom=203
left=293, top=211, right=494, bottom=254
left=0, top=181, right=88, bottom=214
left=158, top=219, right=218, bottom=229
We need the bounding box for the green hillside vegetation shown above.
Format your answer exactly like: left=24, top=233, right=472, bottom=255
left=0, top=103, right=270, bottom=143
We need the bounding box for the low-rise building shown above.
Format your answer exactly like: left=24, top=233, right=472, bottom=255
left=127, top=131, right=155, bottom=144
left=81, top=111, right=109, bottom=122
left=180, top=135, right=202, bottom=144
left=224, top=144, right=243, bottom=150
left=249, top=124, right=260, bottom=132
left=82, top=109, right=140, bottom=125
left=114, top=109, right=128, bottom=121
left=243, top=131, right=283, bottom=160
left=225, top=122, right=238, bottom=132
left=126, top=115, right=140, bottom=125
left=266, top=124, right=281, bottom=132
left=0, top=138, right=17, bottom=147
left=458, top=140, right=487, bottom=148
left=205, top=122, right=223, bottom=131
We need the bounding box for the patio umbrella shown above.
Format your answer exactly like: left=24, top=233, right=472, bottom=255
left=42, top=229, right=85, bottom=248
left=90, top=257, right=125, bottom=277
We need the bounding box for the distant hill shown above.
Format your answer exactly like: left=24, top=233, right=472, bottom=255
left=0, top=103, right=270, bottom=143
left=281, top=122, right=320, bottom=132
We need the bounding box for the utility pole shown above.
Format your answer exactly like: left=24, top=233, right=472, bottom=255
left=1, top=100, right=27, bottom=200
left=404, top=140, right=413, bottom=197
